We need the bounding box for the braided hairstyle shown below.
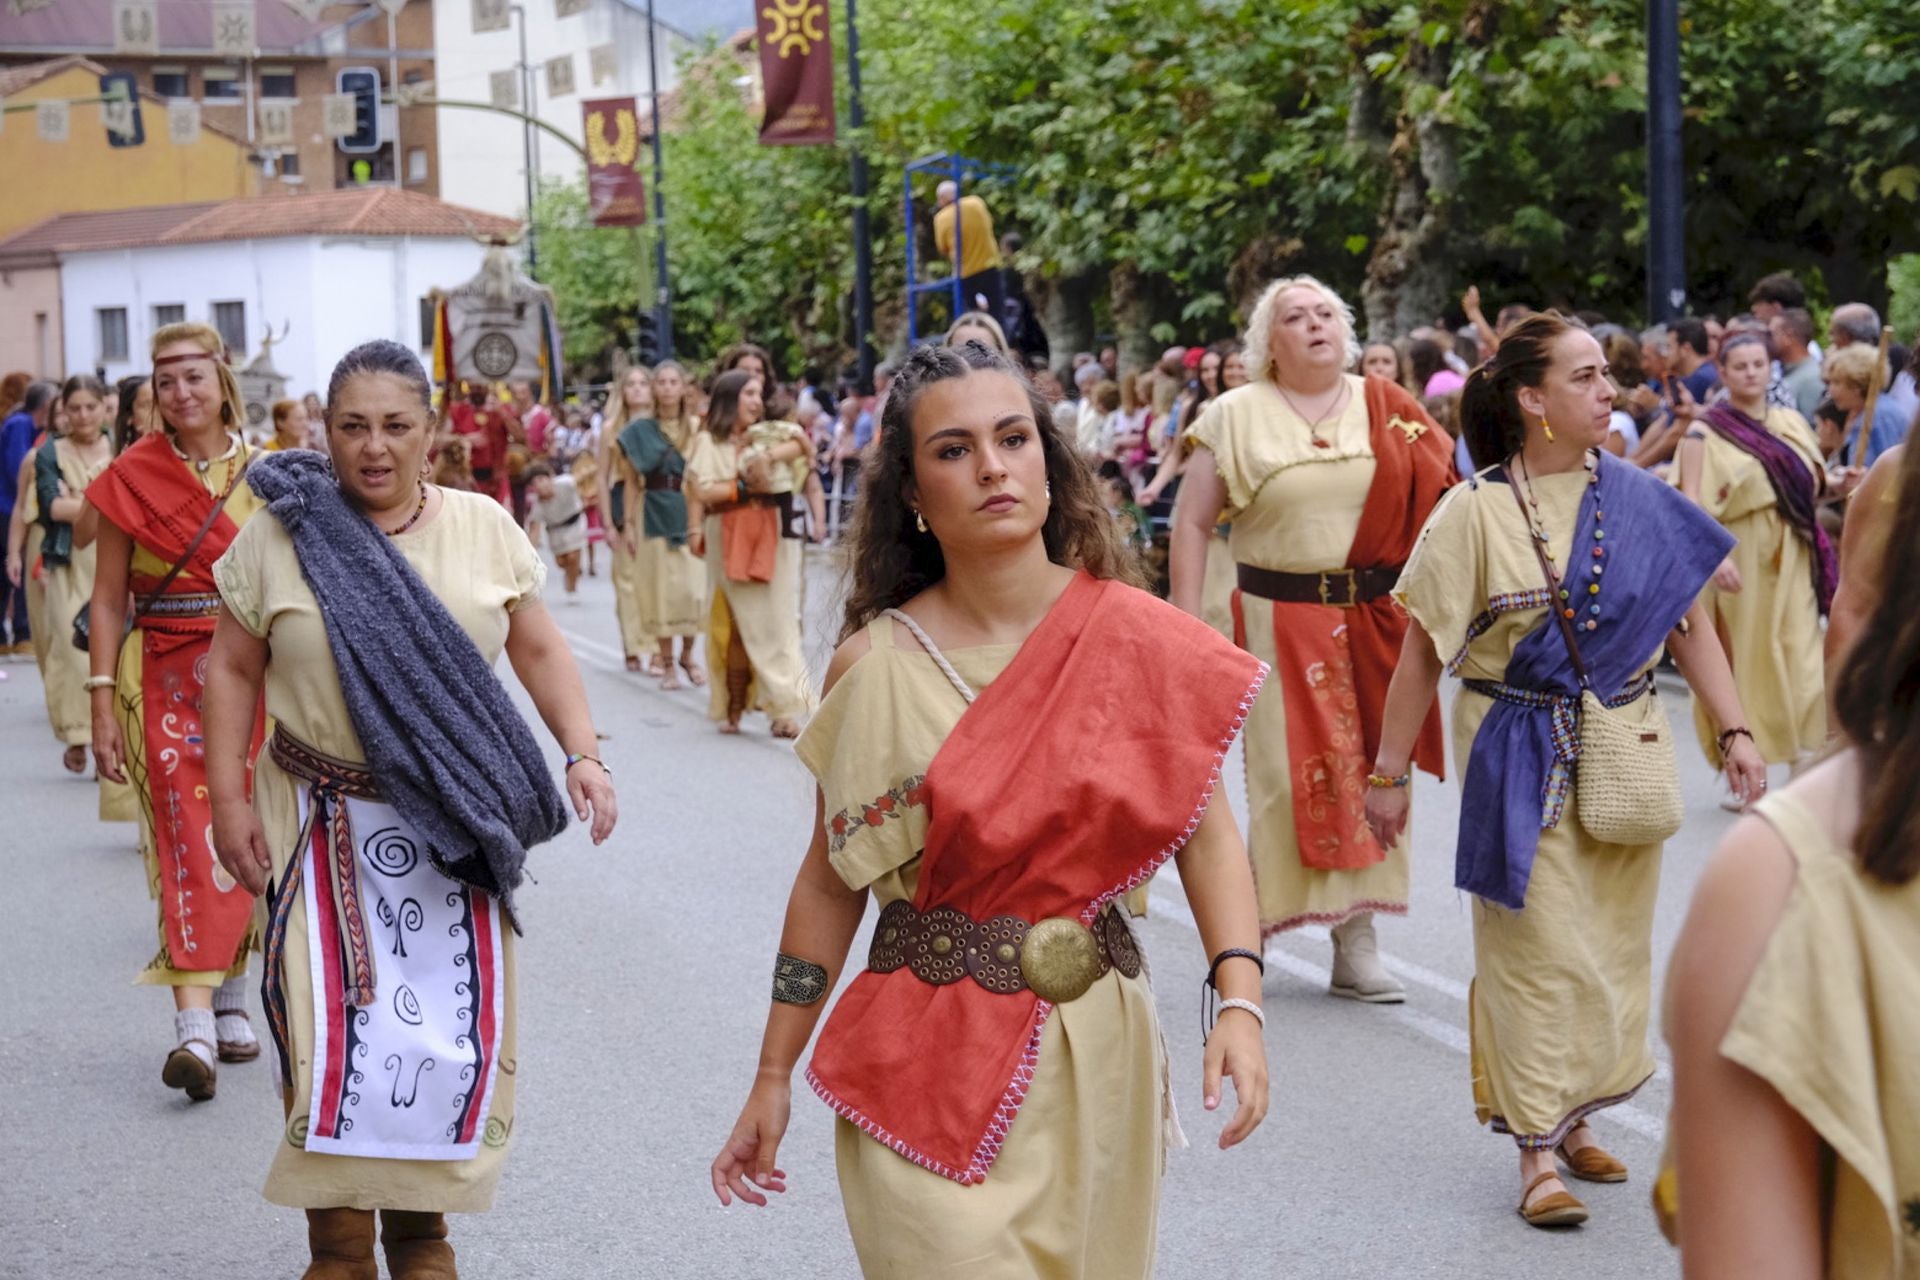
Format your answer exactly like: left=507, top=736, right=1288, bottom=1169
left=837, top=341, right=1143, bottom=642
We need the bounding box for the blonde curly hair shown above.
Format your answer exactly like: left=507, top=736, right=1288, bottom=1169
left=1241, top=275, right=1363, bottom=385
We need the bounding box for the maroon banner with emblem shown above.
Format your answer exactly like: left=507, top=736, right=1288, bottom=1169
left=756, top=0, right=835, bottom=145
left=582, top=97, right=647, bottom=227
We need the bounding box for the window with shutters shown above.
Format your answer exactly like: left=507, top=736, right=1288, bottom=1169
left=212, top=301, right=247, bottom=355
left=97, top=308, right=129, bottom=363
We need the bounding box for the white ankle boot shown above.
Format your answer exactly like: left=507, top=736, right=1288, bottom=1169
left=1329, top=912, right=1405, bottom=1003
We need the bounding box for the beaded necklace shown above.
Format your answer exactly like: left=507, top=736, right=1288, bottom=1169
left=379, top=480, right=431, bottom=537
left=1514, top=450, right=1606, bottom=633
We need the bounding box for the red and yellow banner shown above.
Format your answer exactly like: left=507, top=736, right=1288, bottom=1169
left=582, top=96, right=647, bottom=227
left=757, top=0, right=835, bottom=145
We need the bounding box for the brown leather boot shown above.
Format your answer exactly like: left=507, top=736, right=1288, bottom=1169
left=381, top=1209, right=458, bottom=1279
left=301, top=1207, right=377, bottom=1280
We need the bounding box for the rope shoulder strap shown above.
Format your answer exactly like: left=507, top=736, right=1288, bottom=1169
left=881, top=608, right=977, bottom=705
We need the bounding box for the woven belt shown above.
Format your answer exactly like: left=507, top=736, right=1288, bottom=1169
left=644, top=471, right=683, bottom=492
left=140, top=592, right=225, bottom=619
left=868, top=900, right=1142, bottom=1005
left=1235, top=564, right=1401, bottom=607
left=268, top=727, right=381, bottom=800
left=1462, top=670, right=1657, bottom=830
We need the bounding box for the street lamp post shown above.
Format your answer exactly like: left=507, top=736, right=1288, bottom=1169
left=512, top=3, right=538, bottom=272
left=846, top=0, right=875, bottom=393
left=646, top=0, right=673, bottom=358
left=1646, top=0, right=1684, bottom=323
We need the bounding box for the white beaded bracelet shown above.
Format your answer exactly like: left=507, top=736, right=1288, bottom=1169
left=1215, top=998, right=1265, bottom=1027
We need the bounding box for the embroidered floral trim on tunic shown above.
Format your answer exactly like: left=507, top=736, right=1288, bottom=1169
left=826, top=775, right=929, bottom=854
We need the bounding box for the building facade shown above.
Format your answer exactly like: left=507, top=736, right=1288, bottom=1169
left=0, top=187, right=516, bottom=389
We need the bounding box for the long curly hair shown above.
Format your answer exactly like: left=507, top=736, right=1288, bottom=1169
left=1833, top=441, right=1920, bottom=885
left=837, top=342, right=1144, bottom=643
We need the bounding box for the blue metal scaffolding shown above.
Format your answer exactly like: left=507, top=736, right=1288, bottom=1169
left=903, top=152, right=1018, bottom=343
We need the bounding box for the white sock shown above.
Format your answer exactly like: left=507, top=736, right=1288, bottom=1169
left=175, top=1008, right=216, bottom=1067
left=212, top=977, right=257, bottom=1046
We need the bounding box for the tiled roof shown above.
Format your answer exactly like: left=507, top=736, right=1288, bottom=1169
left=0, top=188, right=520, bottom=263
left=0, top=0, right=335, bottom=56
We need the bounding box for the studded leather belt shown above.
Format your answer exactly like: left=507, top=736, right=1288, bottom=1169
left=1235, top=563, right=1402, bottom=607
left=868, top=900, right=1143, bottom=1005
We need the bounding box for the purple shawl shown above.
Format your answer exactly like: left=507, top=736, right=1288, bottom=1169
left=1700, top=402, right=1836, bottom=613
left=1455, top=453, right=1734, bottom=909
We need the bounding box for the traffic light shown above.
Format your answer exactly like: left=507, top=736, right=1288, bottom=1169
left=336, top=66, right=381, bottom=154
left=636, top=311, right=661, bottom=365
left=99, top=72, right=144, bottom=148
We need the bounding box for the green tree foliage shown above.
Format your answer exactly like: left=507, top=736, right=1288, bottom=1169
left=541, top=0, right=1920, bottom=373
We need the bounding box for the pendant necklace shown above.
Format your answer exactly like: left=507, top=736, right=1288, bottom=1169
left=1273, top=379, right=1349, bottom=449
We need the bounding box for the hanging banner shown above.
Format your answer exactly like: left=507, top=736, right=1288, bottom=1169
left=321, top=92, right=357, bottom=139
left=756, top=0, right=834, bottom=145
left=472, top=0, right=509, bottom=33
left=488, top=69, right=518, bottom=110
left=282, top=0, right=329, bottom=19
left=589, top=42, right=618, bottom=86
left=555, top=0, right=589, bottom=15
left=8, top=0, right=56, bottom=13
left=212, top=0, right=257, bottom=57
left=582, top=97, right=645, bottom=227
left=113, top=0, right=158, bottom=53
left=545, top=53, right=575, bottom=99
left=36, top=100, right=69, bottom=142
left=258, top=99, right=294, bottom=146
left=168, top=99, right=202, bottom=145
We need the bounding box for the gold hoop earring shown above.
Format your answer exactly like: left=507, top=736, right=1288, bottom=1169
left=915, top=509, right=928, bottom=534
left=1540, top=416, right=1555, bottom=443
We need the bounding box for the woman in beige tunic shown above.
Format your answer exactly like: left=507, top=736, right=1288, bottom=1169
left=709, top=342, right=1269, bottom=1278
left=1674, top=332, right=1829, bottom=781
left=1173, top=278, right=1452, bottom=1001
left=1661, top=442, right=1920, bottom=1277
left=1372, top=314, right=1764, bottom=1228
left=37, top=376, right=120, bottom=784
left=594, top=366, right=654, bottom=670
left=205, top=340, right=615, bottom=1279
left=684, top=369, right=814, bottom=737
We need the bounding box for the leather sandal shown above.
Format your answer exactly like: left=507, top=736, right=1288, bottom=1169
left=216, top=1009, right=261, bottom=1064
left=1518, top=1171, right=1588, bottom=1227
left=161, top=1041, right=217, bottom=1102
left=1556, top=1131, right=1629, bottom=1183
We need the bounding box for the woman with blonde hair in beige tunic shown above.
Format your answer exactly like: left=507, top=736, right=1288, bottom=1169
left=1172, top=276, right=1455, bottom=1000
left=1369, top=313, right=1765, bottom=1227
left=204, top=340, right=615, bottom=1279
left=1674, top=331, right=1831, bottom=799
left=1658, top=437, right=1920, bottom=1278
left=609, top=358, right=707, bottom=690
left=709, top=341, right=1269, bottom=1277
left=594, top=365, right=655, bottom=672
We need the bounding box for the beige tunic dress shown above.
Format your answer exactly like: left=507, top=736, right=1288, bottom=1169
left=685, top=429, right=813, bottom=723
left=1679, top=409, right=1826, bottom=765
left=1188, top=377, right=1409, bottom=932
left=212, top=490, right=543, bottom=1212
left=41, top=439, right=114, bottom=747
left=603, top=418, right=648, bottom=659
left=797, top=617, right=1167, bottom=1278
left=1397, top=470, right=1664, bottom=1145
left=632, top=414, right=706, bottom=642
left=1657, top=783, right=1920, bottom=1276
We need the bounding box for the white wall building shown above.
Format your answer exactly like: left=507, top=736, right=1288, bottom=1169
left=431, top=0, right=696, bottom=219
left=0, top=187, right=519, bottom=396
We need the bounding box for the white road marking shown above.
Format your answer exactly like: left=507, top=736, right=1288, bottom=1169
left=1153, top=881, right=1668, bottom=1141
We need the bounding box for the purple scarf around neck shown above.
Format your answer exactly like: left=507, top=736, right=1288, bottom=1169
left=1700, top=402, right=1837, bottom=613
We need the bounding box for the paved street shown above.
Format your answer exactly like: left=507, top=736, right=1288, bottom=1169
left=0, top=546, right=1746, bottom=1279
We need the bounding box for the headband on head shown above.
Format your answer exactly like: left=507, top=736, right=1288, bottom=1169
left=152, top=350, right=221, bottom=369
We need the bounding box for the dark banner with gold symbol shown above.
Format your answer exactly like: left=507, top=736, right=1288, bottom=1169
left=756, top=0, right=835, bottom=145
left=582, top=97, right=647, bottom=227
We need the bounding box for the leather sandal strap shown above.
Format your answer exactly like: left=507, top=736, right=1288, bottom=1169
left=1521, top=1171, right=1564, bottom=1203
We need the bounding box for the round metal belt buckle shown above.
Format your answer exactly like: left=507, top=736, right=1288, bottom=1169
left=1020, top=916, right=1104, bottom=1004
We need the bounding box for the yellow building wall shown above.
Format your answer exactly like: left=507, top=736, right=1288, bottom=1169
left=0, top=66, right=258, bottom=241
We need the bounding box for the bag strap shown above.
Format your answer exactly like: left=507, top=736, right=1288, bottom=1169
left=1504, top=461, right=1592, bottom=690
left=132, top=446, right=253, bottom=625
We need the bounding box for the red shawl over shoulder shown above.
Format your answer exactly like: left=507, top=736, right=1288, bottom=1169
left=1231, top=375, right=1453, bottom=873
left=806, top=573, right=1267, bottom=1183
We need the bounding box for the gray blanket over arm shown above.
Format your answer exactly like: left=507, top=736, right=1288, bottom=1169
left=247, top=450, right=568, bottom=927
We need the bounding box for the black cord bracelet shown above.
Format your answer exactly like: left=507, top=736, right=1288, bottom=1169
left=1202, top=948, right=1266, bottom=1042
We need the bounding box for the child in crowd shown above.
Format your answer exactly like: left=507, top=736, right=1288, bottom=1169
left=523, top=462, right=588, bottom=597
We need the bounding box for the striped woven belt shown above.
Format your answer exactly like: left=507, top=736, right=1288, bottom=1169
left=1460, top=669, right=1656, bottom=829
left=269, top=727, right=382, bottom=1007
left=141, top=592, right=224, bottom=619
